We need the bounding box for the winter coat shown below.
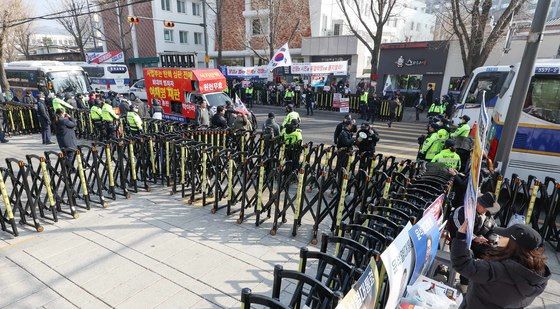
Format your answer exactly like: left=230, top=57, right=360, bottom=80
left=211, top=113, right=228, bottom=129
left=54, top=116, right=77, bottom=151
left=37, top=100, right=51, bottom=127
left=336, top=128, right=354, bottom=149
left=451, top=233, right=550, bottom=309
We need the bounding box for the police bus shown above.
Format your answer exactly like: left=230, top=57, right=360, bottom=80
left=5, top=61, right=91, bottom=99
left=457, top=60, right=560, bottom=180
left=78, top=63, right=130, bottom=93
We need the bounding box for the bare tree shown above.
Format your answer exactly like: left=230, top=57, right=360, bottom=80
left=237, top=0, right=308, bottom=63
left=12, top=23, right=35, bottom=59
left=337, top=0, right=397, bottom=84
left=445, top=0, right=527, bottom=75
left=95, top=0, right=134, bottom=57
left=54, top=0, right=92, bottom=60
left=0, top=0, right=24, bottom=92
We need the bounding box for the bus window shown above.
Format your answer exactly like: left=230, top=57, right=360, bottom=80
left=47, top=71, right=89, bottom=94
left=465, top=71, right=509, bottom=104
left=523, top=76, right=560, bottom=124
left=83, top=66, right=104, bottom=78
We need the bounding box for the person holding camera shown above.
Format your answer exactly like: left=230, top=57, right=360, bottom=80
left=447, top=192, right=501, bottom=293
left=54, top=109, right=78, bottom=171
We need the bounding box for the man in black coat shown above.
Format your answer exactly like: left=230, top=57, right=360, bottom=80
left=54, top=109, right=78, bottom=170
left=334, top=114, right=355, bottom=145
left=336, top=120, right=355, bottom=149
left=37, top=93, right=53, bottom=144
left=425, top=84, right=434, bottom=106
left=211, top=106, right=228, bottom=129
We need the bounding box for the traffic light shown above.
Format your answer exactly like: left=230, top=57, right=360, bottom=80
left=164, top=20, right=175, bottom=28
left=127, top=16, right=139, bottom=24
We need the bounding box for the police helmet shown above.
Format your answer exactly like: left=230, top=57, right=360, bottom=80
left=286, top=104, right=294, bottom=112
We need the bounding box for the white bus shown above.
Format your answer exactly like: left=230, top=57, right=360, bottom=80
left=453, top=65, right=514, bottom=125
left=5, top=61, right=90, bottom=99
left=463, top=59, right=560, bottom=181
left=78, top=63, right=130, bottom=93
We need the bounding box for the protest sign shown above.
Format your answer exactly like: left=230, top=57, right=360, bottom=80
left=336, top=258, right=380, bottom=309
left=408, top=216, right=441, bottom=284
left=381, top=222, right=414, bottom=309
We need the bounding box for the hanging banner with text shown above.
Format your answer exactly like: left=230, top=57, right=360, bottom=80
left=86, top=51, right=124, bottom=64
left=224, top=66, right=270, bottom=79
left=291, top=61, right=349, bottom=76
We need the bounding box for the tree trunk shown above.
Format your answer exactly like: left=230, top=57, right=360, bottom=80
left=369, top=27, right=383, bottom=91
left=0, top=25, right=9, bottom=92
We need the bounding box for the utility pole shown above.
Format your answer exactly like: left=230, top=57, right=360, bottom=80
left=126, top=0, right=141, bottom=77
left=495, top=0, right=552, bottom=176
left=202, top=0, right=210, bottom=68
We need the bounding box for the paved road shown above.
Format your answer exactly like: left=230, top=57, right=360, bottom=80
left=251, top=105, right=424, bottom=161
left=0, top=113, right=559, bottom=308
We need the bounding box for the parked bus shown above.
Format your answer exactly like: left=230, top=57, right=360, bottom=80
left=473, top=59, right=560, bottom=181
left=5, top=61, right=90, bottom=100
left=78, top=63, right=130, bottom=93
left=453, top=65, right=514, bottom=125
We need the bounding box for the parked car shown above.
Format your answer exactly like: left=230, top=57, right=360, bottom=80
left=128, top=79, right=147, bottom=101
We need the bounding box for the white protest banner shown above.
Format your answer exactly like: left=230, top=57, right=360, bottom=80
left=380, top=222, right=414, bottom=309
left=291, top=61, right=348, bottom=76
left=225, top=66, right=269, bottom=79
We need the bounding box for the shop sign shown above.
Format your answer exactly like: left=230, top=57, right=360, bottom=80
left=395, top=56, right=427, bottom=68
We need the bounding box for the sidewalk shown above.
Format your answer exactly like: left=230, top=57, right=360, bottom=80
left=0, top=135, right=558, bottom=308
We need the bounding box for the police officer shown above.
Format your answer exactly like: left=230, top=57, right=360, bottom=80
left=359, top=90, right=368, bottom=119
left=127, top=106, right=143, bottom=135
left=432, top=139, right=461, bottom=170
left=284, top=87, right=295, bottom=105
left=101, top=99, right=119, bottom=140
left=356, top=122, right=379, bottom=155
left=245, top=83, right=254, bottom=108
left=52, top=93, right=73, bottom=114
left=282, top=104, right=300, bottom=129
left=419, top=123, right=444, bottom=161
left=428, top=98, right=444, bottom=117
left=282, top=118, right=303, bottom=173
left=451, top=115, right=471, bottom=138
left=90, top=99, right=103, bottom=139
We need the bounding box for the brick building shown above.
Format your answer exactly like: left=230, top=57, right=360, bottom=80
left=210, top=0, right=312, bottom=66
left=99, top=0, right=208, bottom=79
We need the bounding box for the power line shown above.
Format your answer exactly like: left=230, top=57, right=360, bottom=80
left=6, top=0, right=153, bottom=28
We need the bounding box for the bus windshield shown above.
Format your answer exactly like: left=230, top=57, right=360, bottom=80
left=463, top=71, right=509, bottom=105
left=48, top=70, right=90, bottom=94
left=523, top=75, right=560, bottom=124
left=204, top=92, right=233, bottom=107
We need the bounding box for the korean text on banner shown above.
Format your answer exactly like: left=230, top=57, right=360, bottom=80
left=408, top=215, right=441, bottom=285
left=336, top=258, right=380, bottom=309
left=464, top=95, right=491, bottom=246
left=291, top=61, right=349, bottom=76
left=380, top=222, right=414, bottom=309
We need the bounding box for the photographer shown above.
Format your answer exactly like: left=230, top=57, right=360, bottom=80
left=447, top=192, right=501, bottom=293
left=54, top=109, right=78, bottom=171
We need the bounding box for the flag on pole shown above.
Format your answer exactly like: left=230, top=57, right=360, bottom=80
left=268, top=43, right=292, bottom=70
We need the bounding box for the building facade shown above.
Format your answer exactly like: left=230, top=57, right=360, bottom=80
left=211, top=0, right=436, bottom=67
left=99, top=0, right=208, bottom=78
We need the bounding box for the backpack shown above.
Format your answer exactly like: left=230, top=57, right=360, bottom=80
left=263, top=124, right=276, bottom=139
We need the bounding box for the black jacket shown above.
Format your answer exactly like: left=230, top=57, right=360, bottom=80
left=451, top=233, right=550, bottom=309
left=356, top=128, right=379, bottom=153
left=55, top=116, right=77, bottom=151
left=211, top=113, right=228, bottom=129
left=337, top=128, right=354, bottom=149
